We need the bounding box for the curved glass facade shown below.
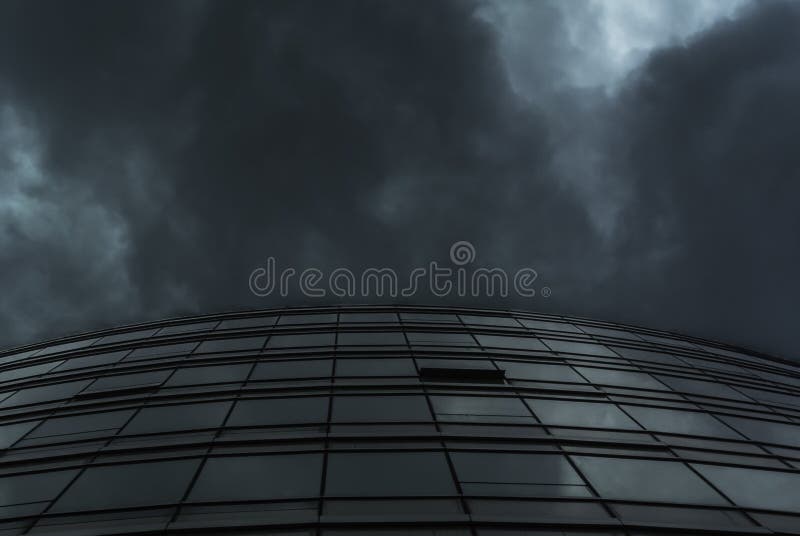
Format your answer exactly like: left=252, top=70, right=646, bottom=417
left=0, top=305, right=799, bottom=535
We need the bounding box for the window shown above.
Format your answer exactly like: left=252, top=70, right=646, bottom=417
left=189, top=453, right=323, bottom=501
left=578, top=325, right=643, bottom=340
left=406, top=332, right=476, bottom=346
left=451, top=452, right=590, bottom=497
left=217, top=316, right=278, bottom=330
left=332, top=396, right=431, bottom=422
left=337, top=331, right=406, bottom=346
left=36, top=337, right=100, bottom=357
left=400, top=313, right=460, bottom=323
left=431, top=395, right=533, bottom=423
left=611, top=347, right=686, bottom=367
left=325, top=452, right=456, bottom=496
left=277, top=313, right=337, bottom=325
left=335, top=358, right=416, bottom=377
left=459, top=315, right=521, bottom=328
left=339, top=312, right=399, bottom=323
left=655, top=375, right=750, bottom=401
left=26, top=410, right=134, bottom=441
left=0, top=348, right=39, bottom=366
left=226, top=397, right=329, bottom=427
left=518, top=318, right=582, bottom=333
left=0, top=469, right=78, bottom=507
left=265, top=333, right=335, bottom=348
left=719, top=415, right=800, bottom=447
left=51, top=350, right=129, bottom=372
left=157, top=321, right=219, bottom=336
left=0, top=420, right=39, bottom=449
left=0, top=380, right=92, bottom=408
left=0, top=361, right=63, bottom=383
left=527, top=399, right=639, bottom=430
left=50, top=459, right=201, bottom=512
left=475, top=335, right=548, bottom=352
left=122, top=401, right=232, bottom=435
left=542, top=340, right=618, bottom=357
left=195, top=336, right=266, bottom=354
left=574, top=367, right=666, bottom=390
left=621, top=405, right=742, bottom=438
left=250, top=359, right=332, bottom=381
left=498, top=361, right=585, bottom=383
left=95, top=328, right=160, bottom=345
left=570, top=456, right=727, bottom=505
left=417, top=358, right=494, bottom=370
left=83, top=370, right=171, bottom=394
left=693, top=464, right=800, bottom=513
left=165, top=363, right=252, bottom=387
left=125, top=342, right=199, bottom=362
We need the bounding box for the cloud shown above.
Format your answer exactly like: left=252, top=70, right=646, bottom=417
left=0, top=0, right=798, bottom=359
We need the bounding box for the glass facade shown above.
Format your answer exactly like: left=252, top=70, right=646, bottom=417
left=0, top=305, right=798, bottom=534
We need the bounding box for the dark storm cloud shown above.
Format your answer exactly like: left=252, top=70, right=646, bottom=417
left=0, top=0, right=798, bottom=358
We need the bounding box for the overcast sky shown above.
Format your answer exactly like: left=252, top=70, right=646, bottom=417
left=1, top=0, right=798, bottom=358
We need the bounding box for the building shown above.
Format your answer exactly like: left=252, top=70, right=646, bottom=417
left=0, top=305, right=799, bottom=535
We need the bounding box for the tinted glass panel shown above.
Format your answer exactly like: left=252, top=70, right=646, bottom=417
left=498, top=361, right=585, bottom=383
left=575, top=367, right=665, bottom=390
left=337, top=332, right=406, bottom=346
left=195, top=337, right=266, bottom=354
left=543, top=340, right=617, bottom=357
left=51, top=350, right=129, bottom=372
left=37, top=338, right=100, bottom=356
left=460, top=315, right=521, bottom=328
left=335, top=358, right=416, bottom=377
left=95, top=328, right=160, bottom=345
left=217, top=316, right=278, bottom=330
left=475, top=335, right=548, bottom=351
left=277, top=314, right=337, bottom=325
left=518, top=319, right=582, bottom=333
left=84, top=370, right=170, bottom=393
left=431, top=396, right=532, bottom=422
left=0, top=380, right=92, bottom=407
left=126, top=342, right=198, bottom=361
left=719, top=416, right=800, bottom=447
left=326, top=452, right=456, bottom=496
left=157, top=321, right=218, bottom=336
left=0, top=420, right=39, bottom=448
left=265, top=333, right=335, bottom=348
left=51, top=459, right=200, bottom=512
left=189, top=453, right=323, bottom=501
left=571, top=456, right=727, bottom=504
left=339, top=313, right=399, bottom=323
left=656, top=375, right=750, bottom=401
left=400, top=313, right=460, bottom=323
left=226, top=397, right=329, bottom=427
left=0, top=361, right=62, bottom=383
left=693, top=464, right=800, bottom=513
left=622, top=405, right=741, bottom=438
left=165, top=363, right=251, bottom=387
left=29, top=410, right=134, bottom=439
left=0, top=469, right=78, bottom=506
left=251, top=360, right=332, bottom=381
left=406, top=332, right=476, bottom=346
left=527, top=399, right=639, bottom=429
left=122, top=401, right=232, bottom=435
left=332, top=396, right=431, bottom=422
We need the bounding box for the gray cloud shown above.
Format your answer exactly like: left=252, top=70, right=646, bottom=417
left=0, top=1, right=797, bottom=359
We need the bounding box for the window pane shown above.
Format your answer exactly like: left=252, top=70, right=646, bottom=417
left=52, top=350, right=129, bottom=372
left=578, top=325, right=642, bottom=340
left=126, top=342, right=199, bottom=361
left=217, top=316, right=277, bottom=330
left=189, top=453, right=322, bottom=501
left=0, top=420, right=39, bottom=448
left=575, top=367, right=666, bottom=390
left=36, top=338, right=100, bottom=356
left=0, top=469, right=78, bottom=507
left=498, top=361, right=585, bottom=383
left=459, top=315, right=521, bottom=328
left=621, top=405, right=741, bottom=438
left=165, top=363, right=251, bottom=387
left=475, top=335, right=548, bottom=352
left=0, top=380, right=92, bottom=407
left=406, top=332, right=476, bottom=346
left=339, top=313, right=399, bottom=323
left=84, top=370, right=170, bottom=394
left=543, top=340, right=617, bottom=357
left=28, top=410, right=134, bottom=440
left=277, top=313, right=337, bottom=325
left=337, top=332, right=406, bottom=346
left=527, top=399, right=639, bottom=430
left=451, top=452, right=589, bottom=497
left=325, top=452, right=456, bottom=496
left=226, top=397, right=329, bottom=427
left=719, top=415, right=800, bottom=447
left=400, top=313, right=460, bottom=323
left=335, top=358, right=416, bottom=377
left=332, top=396, right=431, bottom=422
left=95, top=328, right=160, bottom=345
left=612, top=347, right=687, bottom=367
left=693, top=464, right=800, bottom=513
left=195, top=337, right=266, bottom=354
left=571, top=456, right=727, bottom=505
left=157, top=321, right=219, bottom=336
left=518, top=319, right=582, bottom=333
left=51, top=459, right=201, bottom=512
left=431, top=395, right=532, bottom=423
left=656, top=375, right=750, bottom=401
left=417, top=358, right=494, bottom=370
left=265, top=333, right=335, bottom=348
left=250, top=359, right=332, bottom=381
left=0, top=361, right=63, bottom=383
left=122, top=401, right=232, bottom=435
